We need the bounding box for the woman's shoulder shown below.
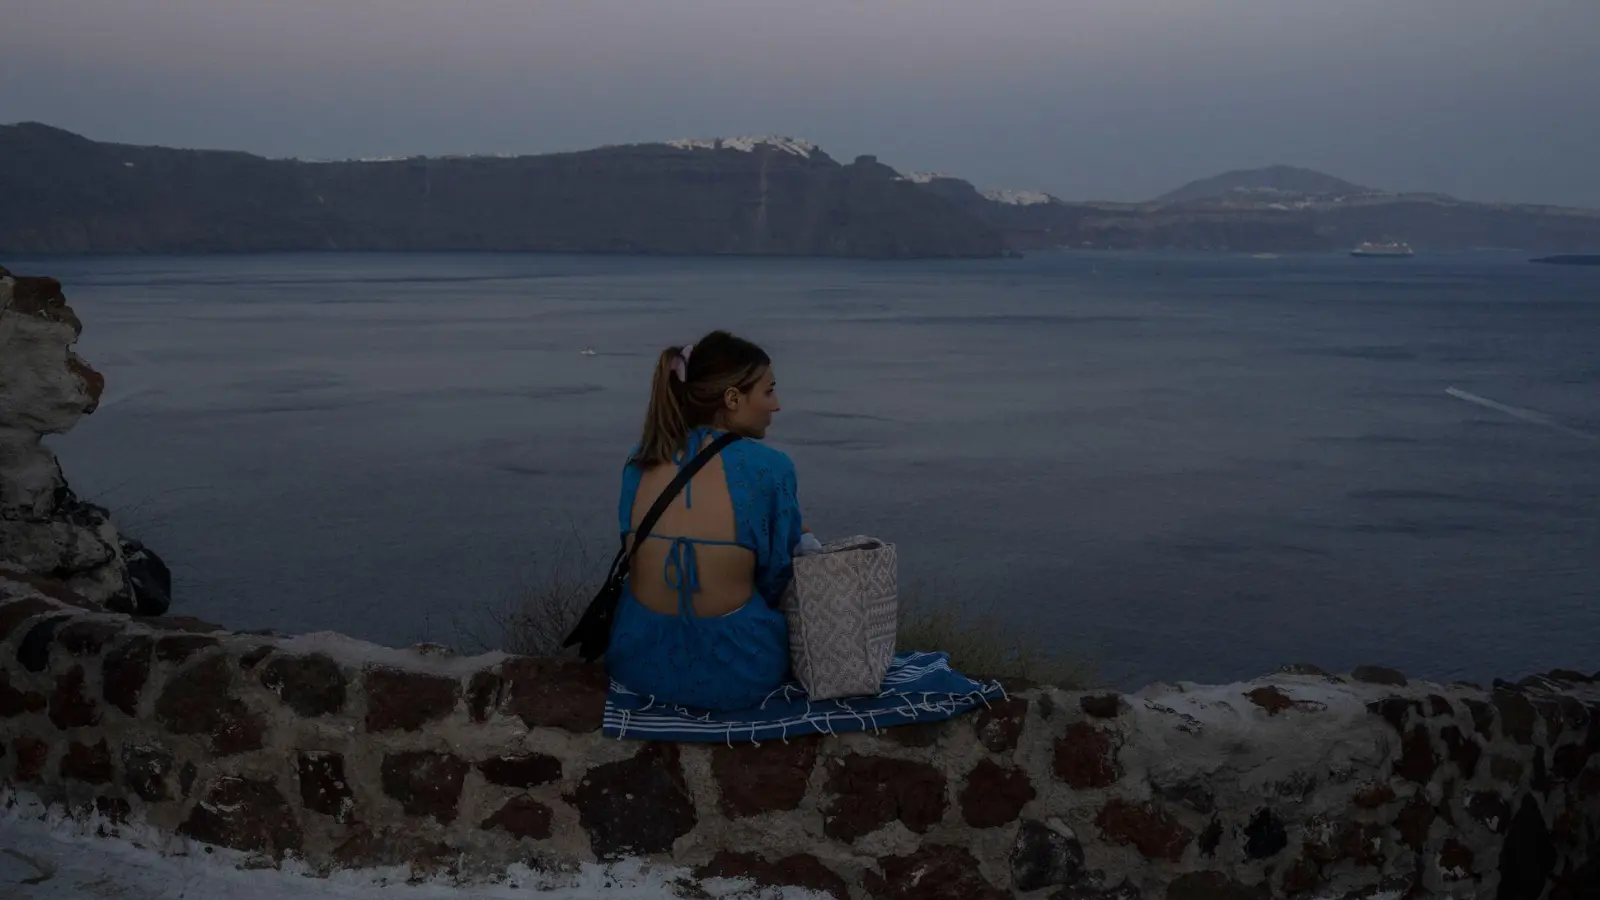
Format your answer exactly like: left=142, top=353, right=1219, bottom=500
left=725, top=437, right=796, bottom=480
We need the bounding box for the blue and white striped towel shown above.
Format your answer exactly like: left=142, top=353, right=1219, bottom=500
left=602, top=651, right=1006, bottom=743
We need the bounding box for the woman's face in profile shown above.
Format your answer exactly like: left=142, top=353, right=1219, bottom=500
left=724, top=368, right=780, bottom=438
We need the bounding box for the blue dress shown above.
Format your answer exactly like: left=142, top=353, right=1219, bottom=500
left=606, top=426, right=806, bottom=711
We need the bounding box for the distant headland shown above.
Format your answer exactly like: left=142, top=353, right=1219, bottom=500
left=3, top=122, right=1599, bottom=258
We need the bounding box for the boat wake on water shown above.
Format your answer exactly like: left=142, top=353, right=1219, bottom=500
left=1445, top=387, right=1600, bottom=445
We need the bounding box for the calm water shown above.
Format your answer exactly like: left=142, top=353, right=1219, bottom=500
left=13, top=251, right=1599, bottom=689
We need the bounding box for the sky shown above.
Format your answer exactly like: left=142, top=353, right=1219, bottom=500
left=4, top=0, right=1598, bottom=206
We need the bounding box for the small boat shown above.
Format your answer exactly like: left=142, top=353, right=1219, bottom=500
left=580, top=347, right=598, bottom=357
left=1350, top=241, right=1414, bottom=258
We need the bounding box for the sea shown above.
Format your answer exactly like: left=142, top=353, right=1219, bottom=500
left=11, top=250, right=1598, bottom=689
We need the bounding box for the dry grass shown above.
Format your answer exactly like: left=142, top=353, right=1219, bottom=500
left=894, top=587, right=1096, bottom=689
left=457, top=538, right=1096, bottom=689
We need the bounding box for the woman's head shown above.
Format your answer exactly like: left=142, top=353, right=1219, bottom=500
left=635, top=330, right=779, bottom=465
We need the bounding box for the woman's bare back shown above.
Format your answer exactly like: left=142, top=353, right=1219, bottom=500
left=628, top=447, right=757, bottom=618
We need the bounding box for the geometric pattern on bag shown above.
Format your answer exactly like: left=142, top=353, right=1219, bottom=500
left=780, top=535, right=898, bottom=701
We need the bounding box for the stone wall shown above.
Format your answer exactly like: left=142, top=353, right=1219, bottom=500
left=1, top=573, right=1595, bottom=899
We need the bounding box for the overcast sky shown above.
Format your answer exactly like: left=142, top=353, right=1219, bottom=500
left=5, top=0, right=1598, bottom=206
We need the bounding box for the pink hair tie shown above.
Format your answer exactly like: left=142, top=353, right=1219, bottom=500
left=670, top=343, right=694, bottom=382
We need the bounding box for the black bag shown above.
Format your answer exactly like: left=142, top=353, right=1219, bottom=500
left=562, top=432, right=742, bottom=661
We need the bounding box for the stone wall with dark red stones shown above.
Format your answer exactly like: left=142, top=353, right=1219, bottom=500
left=1, top=573, right=1598, bottom=899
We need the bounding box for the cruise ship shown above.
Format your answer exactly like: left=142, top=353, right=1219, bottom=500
left=1350, top=240, right=1415, bottom=258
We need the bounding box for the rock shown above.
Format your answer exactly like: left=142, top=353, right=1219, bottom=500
left=1242, top=808, right=1288, bottom=859
left=1393, top=725, right=1439, bottom=783
left=363, top=667, right=460, bottom=732
left=299, top=751, right=355, bottom=823
left=1093, top=799, right=1192, bottom=862
left=101, top=634, right=153, bottom=716
left=696, top=851, right=850, bottom=899
left=1466, top=791, right=1511, bottom=834
left=1010, top=819, right=1086, bottom=892
left=380, top=751, right=469, bottom=824
left=1496, top=795, right=1556, bottom=900
left=56, top=618, right=123, bottom=656
left=882, top=722, right=943, bottom=748
left=821, top=754, right=947, bottom=842
left=1439, top=725, right=1482, bottom=779
left=710, top=737, right=818, bottom=818
left=154, top=634, right=219, bottom=663
left=1350, top=666, right=1408, bottom=686
left=1244, top=686, right=1326, bottom=716
left=1303, top=817, right=1384, bottom=866
left=18, top=615, right=69, bottom=672
left=1394, top=794, right=1436, bottom=852
left=12, top=736, right=48, bottom=781
left=0, top=597, right=57, bottom=641
left=466, top=669, right=502, bottom=722
left=1365, top=697, right=1418, bottom=733
left=60, top=738, right=111, bottom=783
left=1164, top=872, right=1271, bottom=899
left=480, top=796, right=554, bottom=841
left=1198, top=819, right=1223, bottom=857
left=1079, top=694, right=1123, bottom=718
left=1153, top=777, right=1216, bottom=814
left=864, top=845, right=1008, bottom=900
left=973, top=697, right=1029, bottom=753
left=238, top=645, right=274, bottom=670
left=0, top=669, right=47, bottom=717
left=121, top=744, right=174, bottom=802
left=1437, top=838, right=1475, bottom=880
left=49, top=664, right=99, bottom=729
left=1493, top=690, right=1539, bottom=744
left=154, top=654, right=265, bottom=756
left=500, top=657, right=607, bottom=733
left=476, top=752, right=563, bottom=789
left=0, top=271, right=149, bottom=608
left=567, top=743, right=696, bottom=859
left=120, top=537, right=171, bottom=616
left=959, top=759, right=1036, bottom=828
left=1491, top=754, right=1526, bottom=784
left=1054, top=882, right=1143, bottom=900
left=1463, top=698, right=1496, bottom=738
left=94, top=796, right=130, bottom=826
left=1054, top=722, right=1122, bottom=789
left=1279, top=857, right=1322, bottom=896
left=1350, top=783, right=1396, bottom=809
left=259, top=653, right=347, bottom=717
left=180, top=777, right=302, bottom=859
left=331, top=826, right=457, bottom=873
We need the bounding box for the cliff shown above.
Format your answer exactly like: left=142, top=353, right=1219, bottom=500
left=0, top=267, right=168, bottom=614
left=915, top=170, right=1600, bottom=254
left=1154, top=166, right=1373, bottom=205
left=1, top=270, right=1597, bottom=899
left=0, top=124, right=1005, bottom=259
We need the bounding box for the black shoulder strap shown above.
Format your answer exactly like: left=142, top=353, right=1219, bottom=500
left=626, top=430, right=742, bottom=566
left=561, top=431, right=741, bottom=660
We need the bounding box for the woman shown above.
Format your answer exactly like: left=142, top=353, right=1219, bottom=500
left=607, top=330, right=807, bottom=711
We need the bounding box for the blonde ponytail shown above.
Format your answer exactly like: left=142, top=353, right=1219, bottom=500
left=631, top=331, right=771, bottom=467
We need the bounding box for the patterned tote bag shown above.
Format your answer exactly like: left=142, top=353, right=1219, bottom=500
left=779, top=536, right=898, bottom=700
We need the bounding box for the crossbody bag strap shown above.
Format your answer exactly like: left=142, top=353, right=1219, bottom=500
left=616, top=430, right=742, bottom=576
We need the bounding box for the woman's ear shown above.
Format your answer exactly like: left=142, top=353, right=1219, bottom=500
left=723, top=386, right=742, bottom=411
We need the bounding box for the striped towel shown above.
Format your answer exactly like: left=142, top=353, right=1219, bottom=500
left=603, top=651, right=1006, bottom=744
